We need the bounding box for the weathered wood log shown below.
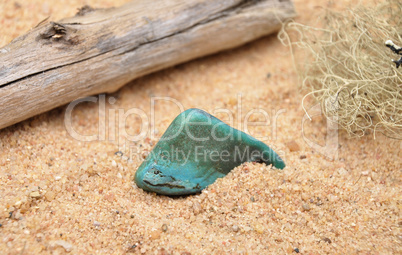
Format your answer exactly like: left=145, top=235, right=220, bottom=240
left=0, top=0, right=296, bottom=130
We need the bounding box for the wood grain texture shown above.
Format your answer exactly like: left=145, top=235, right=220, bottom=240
left=0, top=0, right=296, bottom=129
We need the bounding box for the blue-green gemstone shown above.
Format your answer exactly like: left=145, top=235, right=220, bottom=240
left=134, top=108, right=285, bottom=195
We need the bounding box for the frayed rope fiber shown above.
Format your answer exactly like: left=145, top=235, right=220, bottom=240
left=279, top=0, right=401, bottom=139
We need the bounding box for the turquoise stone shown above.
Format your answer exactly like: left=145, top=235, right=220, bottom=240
left=134, top=108, right=285, bottom=195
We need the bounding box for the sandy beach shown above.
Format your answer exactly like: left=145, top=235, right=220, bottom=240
left=0, top=0, right=400, bottom=254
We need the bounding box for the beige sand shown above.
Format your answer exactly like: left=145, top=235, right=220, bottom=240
left=0, top=0, right=400, bottom=254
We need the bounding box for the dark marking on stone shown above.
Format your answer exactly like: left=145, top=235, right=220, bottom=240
left=143, top=180, right=185, bottom=189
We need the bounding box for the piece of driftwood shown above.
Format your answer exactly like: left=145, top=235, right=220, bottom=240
left=0, top=0, right=296, bottom=130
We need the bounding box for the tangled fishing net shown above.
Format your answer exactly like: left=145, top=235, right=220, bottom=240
left=279, top=0, right=401, bottom=139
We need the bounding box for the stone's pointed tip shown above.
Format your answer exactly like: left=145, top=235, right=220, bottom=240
left=134, top=108, right=286, bottom=196
left=275, top=160, right=286, bottom=170
left=272, top=152, right=286, bottom=169
left=265, top=158, right=285, bottom=170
